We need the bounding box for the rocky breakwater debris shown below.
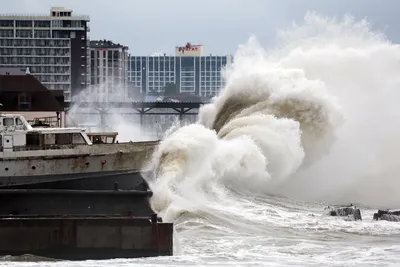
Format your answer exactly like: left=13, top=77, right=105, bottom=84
left=324, top=204, right=362, bottom=221
left=373, top=210, right=400, bottom=222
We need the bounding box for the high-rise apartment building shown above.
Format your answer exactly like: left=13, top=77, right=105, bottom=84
left=0, top=7, right=90, bottom=102
left=89, top=40, right=129, bottom=101
left=128, top=43, right=233, bottom=98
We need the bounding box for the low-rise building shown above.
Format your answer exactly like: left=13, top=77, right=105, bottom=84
left=0, top=73, right=65, bottom=127
left=89, top=40, right=129, bottom=102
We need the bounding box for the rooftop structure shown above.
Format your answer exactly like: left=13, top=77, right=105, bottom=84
left=175, top=42, right=203, bottom=57
left=0, top=7, right=89, bottom=20
left=90, top=40, right=128, bottom=49
left=0, top=74, right=64, bottom=112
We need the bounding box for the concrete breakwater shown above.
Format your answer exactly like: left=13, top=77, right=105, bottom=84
left=324, top=204, right=400, bottom=222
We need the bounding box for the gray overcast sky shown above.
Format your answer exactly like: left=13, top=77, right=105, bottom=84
left=1, top=0, right=399, bottom=55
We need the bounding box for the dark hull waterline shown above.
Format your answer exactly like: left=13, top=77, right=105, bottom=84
left=0, top=170, right=149, bottom=191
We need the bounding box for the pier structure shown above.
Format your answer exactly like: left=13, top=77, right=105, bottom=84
left=64, top=101, right=207, bottom=137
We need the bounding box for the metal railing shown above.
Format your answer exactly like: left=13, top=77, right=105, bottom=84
left=0, top=14, right=90, bottom=20
left=12, top=144, right=82, bottom=152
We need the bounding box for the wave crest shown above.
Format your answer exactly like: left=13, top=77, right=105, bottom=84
left=145, top=44, right=343, bottom=219
left=144, top=12, right=400, bottom=221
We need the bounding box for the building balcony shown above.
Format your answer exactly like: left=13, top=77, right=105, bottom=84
left=42, top=81, right=70, bottom=84
left=0, top=45, right=70, bottom=49
left=0, top=37, right=70, bottom=40
left=34, top=73, right=70, bottom=75
left=51, top=26, right=86, bottom=31
left=0, top=63, right=70, bottom=66
left=0, top=54, right=70, bottom=57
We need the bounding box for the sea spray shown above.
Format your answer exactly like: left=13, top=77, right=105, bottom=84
left=270, top=14, right=400, bottom=208
left=146, top=33, right=342, bottom=222
left=146, top=13, right=400, bottom=222
left=67, top=83, right=153, bottom=142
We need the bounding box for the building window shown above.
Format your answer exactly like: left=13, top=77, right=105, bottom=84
left=18, top=93, right=31, bottom=110
left=16, top=20, right=32, bottom=27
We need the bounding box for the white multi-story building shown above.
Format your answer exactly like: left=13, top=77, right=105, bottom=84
left=128, top=42, right=233, bottom=98
left=0, top=7, right=90, bottom=102
left=89, top=40, right=129, bottom=101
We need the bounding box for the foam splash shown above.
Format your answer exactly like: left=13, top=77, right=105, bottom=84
left=144, top=12, right=400, bottom=222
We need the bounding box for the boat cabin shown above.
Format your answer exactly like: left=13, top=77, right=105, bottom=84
left=0, top=114, right=92, bottom=152
left=86, top=132, right=118, bottom=144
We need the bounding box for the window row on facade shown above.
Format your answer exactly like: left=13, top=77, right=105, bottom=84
left=1, top=47, right=70, bottom=56
left=128, top=56, right=230, bottom=72
left=41, top=82, right=70, bottom=90
left=91, top=50, right=123, bottom=59
left=0, top=38, right=69, bottom=47
left=29, top=66, right=70, bottom=74
left=0, top=29, right=78, bottom=38
left=0, top=19, right=85, bottom=28
left=37, top=75, right=70, bottom=83
left=0, top=57, right=69, bottom=65
left=128, top=71, right=224, bottom=81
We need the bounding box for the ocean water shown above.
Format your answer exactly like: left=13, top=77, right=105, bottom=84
left=4, top=12, right=400, bottom=267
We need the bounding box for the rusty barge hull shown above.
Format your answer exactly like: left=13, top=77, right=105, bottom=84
left=1, top=170, right=149, bottom=191
left=0, top=189, right=173, bottom=260
left=0, top=216, right=173, bottom=260
left=0, top=189, right=154, bottom=217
